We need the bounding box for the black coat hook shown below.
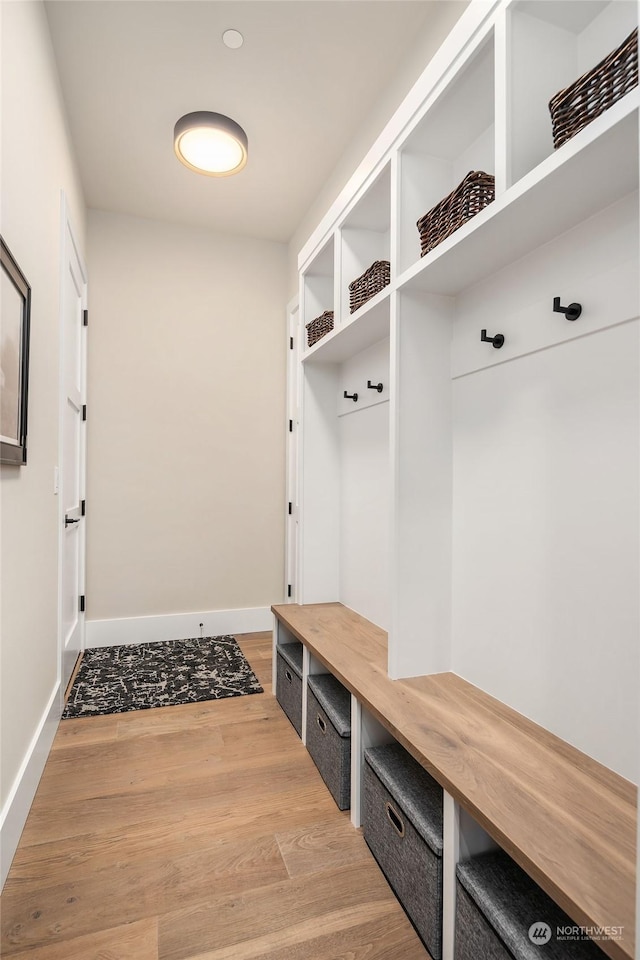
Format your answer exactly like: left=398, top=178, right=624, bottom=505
left=553, top=297, right=582, bottom=321
left=480, top=329, right=505, bottom=349
left=367, top=380, right=383, bottom=393
left=343, top=391, right=358, bottom=402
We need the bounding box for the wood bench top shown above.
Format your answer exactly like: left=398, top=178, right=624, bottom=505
left=272, top=601, right=636, bottom=960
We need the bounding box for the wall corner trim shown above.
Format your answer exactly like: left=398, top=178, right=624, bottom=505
left=85, top=606, right=273, bottom=648
left=0, top=681, right=61, bottom=890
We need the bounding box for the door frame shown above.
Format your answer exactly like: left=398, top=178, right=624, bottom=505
left=57, top=193, right=88, bottom=701
left=285, top=296, right=300, bottom=602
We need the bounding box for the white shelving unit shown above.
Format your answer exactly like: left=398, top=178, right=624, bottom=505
left=296, top=0, right=639, bottom=785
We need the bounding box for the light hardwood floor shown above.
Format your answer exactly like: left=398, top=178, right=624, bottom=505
left=0, top=633, right=428, bottom=960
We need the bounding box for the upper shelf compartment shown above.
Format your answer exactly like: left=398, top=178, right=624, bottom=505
left=302, top=291, right=391, bottom=365
left=508, top=0, right=638, bottom=185
left=340, top=163, right=391, bottom=322
left=302, top=234, right=336, bottom=355
left=397, top=30, right=496, bottom=277
left=398, top=86, right=638, bottom=297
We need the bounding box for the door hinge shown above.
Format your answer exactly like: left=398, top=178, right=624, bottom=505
left=82, top=404, right=87, bottom=421
left=83, top=309, right=88, bottom=327
left=289, top=419, right=293, bottom=433
left=288, top=501, right=292, bottom=515
left=81, top=499, right=86, bottom=516
left=287, top=584, right=292, bottom=598
left=289, top=336, right=294, bottom=349
left=79, top=595, right=86, bottom=613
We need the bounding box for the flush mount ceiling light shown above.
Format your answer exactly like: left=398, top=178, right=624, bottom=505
left=174, top=111, right=248, bottom=177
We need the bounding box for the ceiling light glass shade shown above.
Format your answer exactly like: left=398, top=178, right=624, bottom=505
left=222, top=29, right=244, bottom=49
left=174, top=112, right=248, bottom=177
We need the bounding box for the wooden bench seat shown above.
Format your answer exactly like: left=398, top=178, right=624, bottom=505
left=272, top=601, right=636, bottom=960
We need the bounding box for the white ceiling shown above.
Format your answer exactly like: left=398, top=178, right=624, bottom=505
left=45, top=1, right=449, bottom=244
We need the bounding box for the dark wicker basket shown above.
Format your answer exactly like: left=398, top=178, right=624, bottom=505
left=305, top=310, right=334, bottom=347
left=417, top=171, right=495, bottom=258
left=549, top=28, right=638, bottom=150
left=349, top=260, right=391, bottom=314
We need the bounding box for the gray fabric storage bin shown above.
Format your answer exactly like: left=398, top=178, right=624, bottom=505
left=275, top=642, right=303, bottom=737
left=455, top=850, right=608, bottom=960
left=306, top=673, right=351, bottom=810
left=363, top=742, right=444, bottom=959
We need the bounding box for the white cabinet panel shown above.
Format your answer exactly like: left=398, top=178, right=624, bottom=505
left=452, top=320, right=639, bottom=780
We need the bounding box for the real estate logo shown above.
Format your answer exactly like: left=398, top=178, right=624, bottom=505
left=529, top=922, right=552, bottom=945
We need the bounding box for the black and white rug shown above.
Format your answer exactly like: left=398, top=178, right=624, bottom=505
left=62, top=635, right=263, bottom=719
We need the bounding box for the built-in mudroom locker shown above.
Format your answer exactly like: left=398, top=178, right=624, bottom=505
left=275, top=2, right=639, bottom=958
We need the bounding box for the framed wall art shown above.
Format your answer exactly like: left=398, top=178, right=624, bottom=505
left=1, top=237, right=31, bottom=465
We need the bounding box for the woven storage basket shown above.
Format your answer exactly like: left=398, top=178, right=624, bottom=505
left=549, top=29, right=638, bottom=150
left=349, top=260, right=391, bottom=314
left=417, top=171, right=495, bottom=258
left=305, top=310, right=334, bottom=348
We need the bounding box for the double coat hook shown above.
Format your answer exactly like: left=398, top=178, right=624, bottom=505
left=344, top=380, right=384, bottom=403
left=478, top=297, right=582, bottom=353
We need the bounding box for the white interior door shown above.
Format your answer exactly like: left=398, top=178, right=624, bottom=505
left=59, top=204, right=87, bottom=692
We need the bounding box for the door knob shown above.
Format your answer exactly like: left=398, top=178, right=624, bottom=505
left=65, top=516, right=80, bottom=526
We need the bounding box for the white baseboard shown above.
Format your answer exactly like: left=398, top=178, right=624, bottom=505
left=85, top=606, right=273, bottom=648
left=0, top=681, right=61, bottom=890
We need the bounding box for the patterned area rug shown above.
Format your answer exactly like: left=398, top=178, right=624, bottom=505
left=62, top=635, right=263, bottom=719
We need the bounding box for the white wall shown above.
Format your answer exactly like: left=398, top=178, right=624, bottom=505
left=85, top=210, right=288, bottom=626
left=0, top=0, right=86, bottom=880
